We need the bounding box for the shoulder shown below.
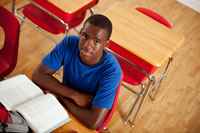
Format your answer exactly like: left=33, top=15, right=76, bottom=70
left=101, top=51, right=122, bottom=77
left=66, top=35, right=79, bottom=43
left=61, top=35, right=80, bottom=47
left=53, top=35, right=80, bottom=54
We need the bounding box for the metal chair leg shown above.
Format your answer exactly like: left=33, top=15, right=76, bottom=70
left=122, top=82, right=139, bottom=95
left=19, top=16, right=26, bottom=26
left=127, top=76, right=155, bottom=126
left=124, top=84, right=143, bottom=122
left=124, top=84, right=145, bottom=127
left=149, top=57, right=173, bottom=100
left=12, top=0, right=16, bottom=14
left=15, top=3, right=28, bottom=26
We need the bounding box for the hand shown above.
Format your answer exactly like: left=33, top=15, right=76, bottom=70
left=72, top=92, right=92, bottom=107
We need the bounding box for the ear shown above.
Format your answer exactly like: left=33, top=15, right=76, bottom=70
left=104, top=40, right=110, bottom=47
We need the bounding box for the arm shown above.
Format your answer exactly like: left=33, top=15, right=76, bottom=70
left=33, top=64, right=108, bottom=129
left=60, top=97, right=108, bottom=129
left=60, top=58, right=123, bottom=129
left=32, top=63, right=92, bottom=107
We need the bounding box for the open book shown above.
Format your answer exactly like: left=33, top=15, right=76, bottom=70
left=0, top=74, right=70, bottom=133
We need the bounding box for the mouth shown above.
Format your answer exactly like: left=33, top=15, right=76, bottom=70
left=80, top=49, right=92, bottom=57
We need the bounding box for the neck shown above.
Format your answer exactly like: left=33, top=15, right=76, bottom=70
left=80, top=52, right=103, bottom=66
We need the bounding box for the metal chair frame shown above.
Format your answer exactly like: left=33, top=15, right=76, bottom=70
left=105, top=48, right=156, bottom=126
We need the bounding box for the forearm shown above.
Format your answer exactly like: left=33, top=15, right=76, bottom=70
left=32, top=64, right=93, bottom=107
left=32, top=68, right=77, bottom=99
left=60, top=98, right=107, bottom=129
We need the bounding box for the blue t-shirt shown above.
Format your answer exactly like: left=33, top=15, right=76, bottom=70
left=42, top=36, right=122, bottom=109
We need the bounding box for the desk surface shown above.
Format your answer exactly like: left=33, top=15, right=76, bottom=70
left=0, top=27, right=4, bottom=49
left=104, top=2, right=184, bottom=67
left=54, top=113, right=96, bottom=133
left=47, top=0, right=94, bottom=13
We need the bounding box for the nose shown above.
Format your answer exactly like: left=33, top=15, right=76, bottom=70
left=83, top=39, right=95, bottom=50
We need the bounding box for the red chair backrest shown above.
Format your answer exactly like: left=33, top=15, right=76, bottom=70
left=0, top=6, right=20, bottom=77
left=136, top=7, right=173, bottom=29
left=108, top=41, right=156, bottom=85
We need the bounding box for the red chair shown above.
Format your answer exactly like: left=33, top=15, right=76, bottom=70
left=0, top=6, right=20, bottom=79
left=107, top=42, right=156, bottom=127
left=97, top=78, right=122, bottom=132
left=17, top=0, right=99, bottom=35
left=107, top=7, right=173, bottom=126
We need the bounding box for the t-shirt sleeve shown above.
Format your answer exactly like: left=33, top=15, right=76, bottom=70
left=42, top=36, right=70, bottom=71
left=92, top=62, right=122, bottom=109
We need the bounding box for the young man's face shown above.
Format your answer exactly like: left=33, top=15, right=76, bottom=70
left=79, top=22, right=109, bottom=65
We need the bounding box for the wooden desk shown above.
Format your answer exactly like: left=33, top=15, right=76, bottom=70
left=104, top=2, right=184, bottom=67
left=47, top=0, right=95, bottom=13
left=54, top=113, right=96, bottom=133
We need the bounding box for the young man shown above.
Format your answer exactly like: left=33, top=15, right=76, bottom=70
left=32, top=14, right=122, bottom=129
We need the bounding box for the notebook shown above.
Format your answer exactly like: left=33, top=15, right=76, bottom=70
left=0, top=74, right=70, bottom=133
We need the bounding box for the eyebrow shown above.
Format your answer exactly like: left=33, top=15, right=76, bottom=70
left=82, top=31, right=102, bottom=41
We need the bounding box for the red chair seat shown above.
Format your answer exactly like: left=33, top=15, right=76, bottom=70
left=108, top=41, right=156, bottom=85
left=22, top=4, right=87, bottom=34
left=23, top=4, right=66, bottom=34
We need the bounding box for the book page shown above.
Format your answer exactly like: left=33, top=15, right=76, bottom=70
left=15, top=93, right=70, bottom=133
left=0, top=75, right=43, bottom=110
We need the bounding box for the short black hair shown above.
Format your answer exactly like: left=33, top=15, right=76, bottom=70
left=84, top=14, right=112, bottom=39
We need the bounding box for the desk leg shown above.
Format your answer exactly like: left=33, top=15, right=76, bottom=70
left=125, top=76, right=155, bottom=127
left=149, top=57, right=173, bottom=100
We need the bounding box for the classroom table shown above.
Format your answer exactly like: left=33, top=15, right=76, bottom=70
left=104, top=2, right=184, bottom=67
left=104, top=2, right=185, bottom=126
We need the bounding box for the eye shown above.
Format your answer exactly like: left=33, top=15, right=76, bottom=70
left=80, top=32, right=88, bottom=39
left=95, top=38, right=101, bottom=44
